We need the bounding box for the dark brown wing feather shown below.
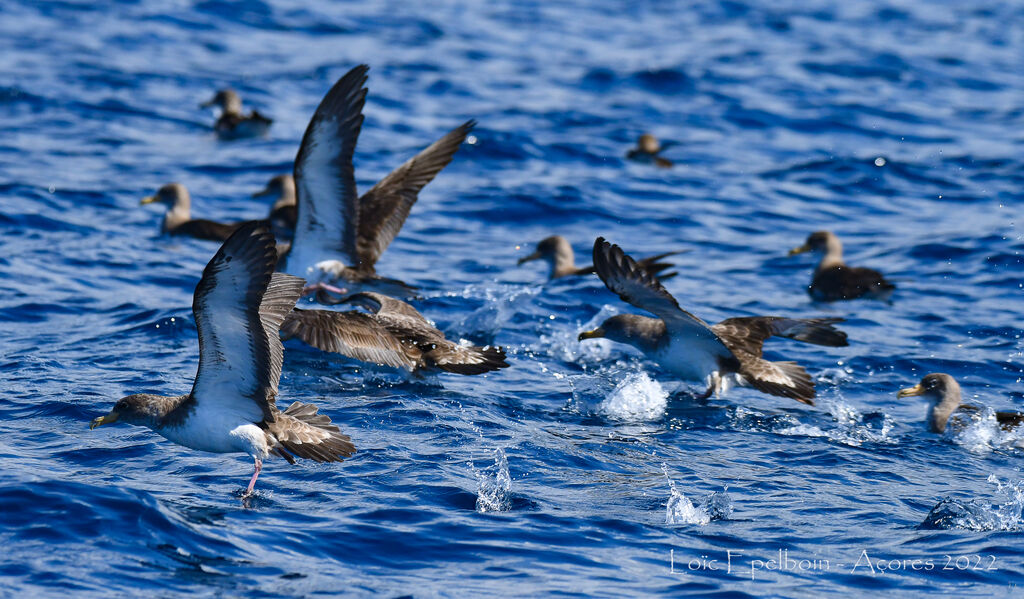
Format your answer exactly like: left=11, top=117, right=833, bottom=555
left=734, top=355, right=815, bottom=405
left=811, top=265, right=895, bottom=301
left=265, top=401, right=355, bottom=463
left=996, top=411, right=1024, bottom=430
left=354, top=120, right=475, bottom=270
left=280, top=308, right=418, bottom=370
left=712, top=317, right=849, bottom=355
left=169, top=219, right=245, bottom=242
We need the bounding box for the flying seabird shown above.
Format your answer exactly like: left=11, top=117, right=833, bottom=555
left=253, top=174, right=298, bottom=241
left=626, top=133, right=673, bottom=168
left=898, top=373, right=1024, bottom=434
left=280, top=64, right=475, bottom=299
left=577, top=237, right=849, bottom=404
left=90, top=222, right=355, bottom=495
left=201, top=89, right=273, bottom=139
left=518, top=235, right=682, bottom=281
left=789, top=231, right=895, bottom=302
left=280, top=291, right=509, bottom=375
left=141, top=183, right=245, bottom=242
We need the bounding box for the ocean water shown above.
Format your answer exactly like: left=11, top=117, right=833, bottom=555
left=1, top=0, right=1023, bottom=596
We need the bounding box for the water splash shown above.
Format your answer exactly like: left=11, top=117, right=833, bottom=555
left=662, top=465, right=732, bottom=526
left=536, top=304, right=619, bottom=365
left=475, top=449, right=512, bottom=514
left=599, top=372, right=668, bottom=421
left=919, top=475, right=1024, bottom=531
left=951, top=407, right=1024, bottom=454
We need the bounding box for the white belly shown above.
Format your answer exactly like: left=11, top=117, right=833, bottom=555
left=651, top=337, right=722, bottom=382
left=158, top=405, right=269, bottom=459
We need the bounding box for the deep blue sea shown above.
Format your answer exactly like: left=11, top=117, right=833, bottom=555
left=2, top=0, right=1023, bottom=596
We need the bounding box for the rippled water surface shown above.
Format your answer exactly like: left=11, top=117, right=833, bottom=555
left=2, top=0, right=1023, bottom=596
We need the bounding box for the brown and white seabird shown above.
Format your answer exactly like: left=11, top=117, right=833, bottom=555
left=90, top=222, right=355, bottom=495
left=279, top=64, right=474, bottom=299
left=625, top=133, right=673, bottom=168
left=280, top=291, right=509, bottom=375
left=577, top=237, right=849, bottom=404
left=141, top=183, right=245, bottom=242
left=253, top=174, right=297, bottom=241
left=517, top=235, right=681, bottom=281
left=201, top=89, right=273, bottom=140
left=898, top=373, right=1024, bottom=434
left=789, top=231, right=895, bottom=302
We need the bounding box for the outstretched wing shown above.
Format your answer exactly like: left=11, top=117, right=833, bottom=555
left=712, top=317, right=849, bottom=358
left=592, top=237, right=714, bottom=334
left=280, top=308, right=417, bottom=370
left=354, top=120, right=475, bottom=271
left=190, top=221, right=280, bottom=421
left=291, top=65, right=369, bottom=270
left=260, top=273, right=305, bottom=398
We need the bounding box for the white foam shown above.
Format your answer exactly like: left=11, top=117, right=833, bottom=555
left=662, top=465, right=732, bottom=526
left=475, top=449, right=512, bottom=513
left=599, top=372, right=667, bottom=421
left=951, top=408, right=1024, bottom=454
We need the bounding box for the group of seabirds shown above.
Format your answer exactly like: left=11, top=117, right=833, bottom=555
left=90, top=64, right=1023, bottom=497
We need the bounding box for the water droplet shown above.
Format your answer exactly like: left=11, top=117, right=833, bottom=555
left=48, top=185, right=55, bottom=193
left=466, top=135, right=478, bottom=145
left=874, top=157, right=886, bottom=167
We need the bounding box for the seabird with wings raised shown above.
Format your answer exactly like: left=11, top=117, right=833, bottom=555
left=281, top=64, right=475, bottom=298
left=281, top=291, right=509, bottom=375
left=90, top=222, right=355, bottom=496
left=578, top=237, right=849, bottom=404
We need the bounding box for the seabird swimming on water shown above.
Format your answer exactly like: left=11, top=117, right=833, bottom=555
left=141, top=183, right=245, bottom=241
left=280, top=291, right=509, bottom=375
left=279, top=64, right=474, bottom=299
left=253, top=174, right=297, bottom=241
left=578, top=238, right=849, bottom=404
left=789, top=231, right=895, bottom=302
left=90, top=222, right=355, bottom=495
left=201, top=89, right=273, bottom=139
left=898, top=373, right=1024, bottom=434
left=626, top=133, right=673, bottom=168
left=517, top=235, right=682, bottom=281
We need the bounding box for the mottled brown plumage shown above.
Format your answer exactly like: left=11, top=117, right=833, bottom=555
left=281, top=292, right=509, bottom=375
left=282, top=65, right=474, bottom=298
left=578, top=237, right=848, bottom=404
left=90, top=222, right=354, bottom=495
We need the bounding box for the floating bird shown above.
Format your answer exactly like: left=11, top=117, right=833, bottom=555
left=898, top=373, right=1024, bottom=434
left=279, top=64, right=475, bottom=299
left=141, top=183, right=244, bottom=242
left=578, top=237, right=849, bottom=404
left=280, top=291, right=509, bottom=375
left=201, top=89, right=273, bottom=139
left=789, top=231, right=895, bottom=301
left=90, top=222, right=355, bottom=495
left=253, top=174, right=297, bottom=240
left=517, top=235, right=682, bottom=281
left=626, top=133, right=674, bottom=168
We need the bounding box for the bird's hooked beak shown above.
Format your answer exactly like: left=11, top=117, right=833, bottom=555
left=140, top=195, right=159, bottom=205
left=897, top=383, right=925, bottom=398
left=788, top=244, right=811, bottom=256
left=517, top=251, right=542, bottom=266
left=578, top=328, right=605, bottom=341
left=90, top=411, right=120, bottom=430
left=252, top=185, right=274, bottom=198
left=199, top=97, right=216, bottom=109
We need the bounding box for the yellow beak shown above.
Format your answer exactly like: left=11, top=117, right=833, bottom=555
left=517, top=251, right=541, bottom=266
left=140, top=196, right=159, bottom=205
left=89, top=411, right=119, bottom=430
left=897, top=384, right=925, bottom=398
left=578, top=328, right=605, bottom=341
left=788, top=244, right=811, bottom=256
